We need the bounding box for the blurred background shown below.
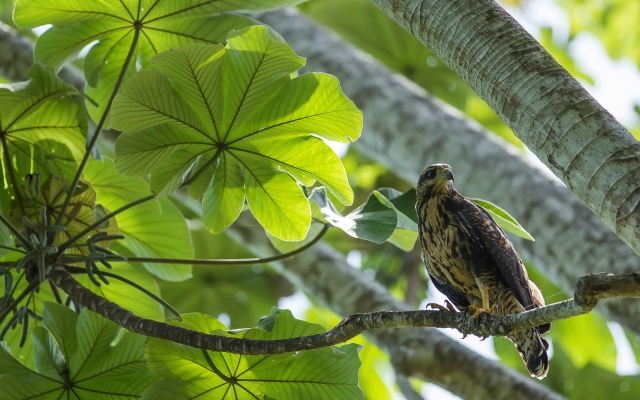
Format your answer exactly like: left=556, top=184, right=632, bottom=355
left=2, top=0, right=640, bottom=398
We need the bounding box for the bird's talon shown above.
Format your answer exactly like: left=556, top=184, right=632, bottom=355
left=467, top=305, right=490, bottom=321
left=444, top=300, right=458, bottom=312
left=426, top=302, right=449, bottom=312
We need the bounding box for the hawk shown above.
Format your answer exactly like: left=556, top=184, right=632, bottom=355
left=415, top=163, right=550, bottom=379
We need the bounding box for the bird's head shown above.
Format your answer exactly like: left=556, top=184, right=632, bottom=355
left=416, top=164, right=455, bottom=201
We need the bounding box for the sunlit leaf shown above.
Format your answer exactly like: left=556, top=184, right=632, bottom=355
left=310, top=187, right=396, bottom=244
left=0, top=302, right=156, bottom=398
left=14, top=0, right=306, bottom=126
left=0, top=63, right=86, bottom=210
left=144, top=309, right=363, bottom=399
left=469, top=198, right=535, bottom=241
left=112, top=26, right=361, bottom=240
left=85, top=158, right=194, bottom=282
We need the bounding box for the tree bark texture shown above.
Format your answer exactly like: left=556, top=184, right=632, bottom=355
left=227, top=214, right=564, bottom=400
left=0, top=22, right=83, bottom=90
left=367, top=0, right=640, bottom=259
left=257, top=9, right=640, bottom=335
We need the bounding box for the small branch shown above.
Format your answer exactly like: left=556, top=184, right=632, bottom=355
left=55, top=193, right=155, bottom=255
left=396, top=374, right=424, bottom=400
left=0, top=245, right=26, bottom=254
left=53, top=26, right=141, bottom=229
left=112, top=224, right=329, bottom=266
left=179, top=147, right=224, bottom=189
left=48, top=267, right=640, bottom=355
left=63, top=266, right=181, bottom=319
left=0, top=213, right=31, bottom=250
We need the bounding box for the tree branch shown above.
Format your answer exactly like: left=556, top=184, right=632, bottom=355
left=49, top=261, right=640, bottom=354
left=0, top=22, right=83, bottom=89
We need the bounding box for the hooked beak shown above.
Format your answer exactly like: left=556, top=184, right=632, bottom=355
left=445, top=169, right=454, bottom=182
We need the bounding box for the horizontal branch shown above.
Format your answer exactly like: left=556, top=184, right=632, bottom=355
left=49, top=264, right=640, bottom=354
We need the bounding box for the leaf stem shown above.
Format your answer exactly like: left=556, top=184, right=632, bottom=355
left=0, top=213, right=31, bottom=250
left=201, top=349, right=233, bottom=382
left=179, top=146, right=224, bottom=189
left=0, top=245, right=26, bottom=254
left=114, top=224, right=329, bottom=266
left=53, top=26, right=141, bottom=229
left=0, top=136, right=26, bottom=217
left=56, top=193, right=155, bottom=255
left=64, top=265, right=181, bottom=319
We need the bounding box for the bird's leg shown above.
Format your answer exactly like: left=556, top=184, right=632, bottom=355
left=468, top=282, right=493, bottom=320
left=426, top=300, right=457, bottom=312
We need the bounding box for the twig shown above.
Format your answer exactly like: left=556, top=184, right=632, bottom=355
left=110, top=224, right=329, bottom=266
left=55, top=193, right=155, bottom=254
left=53, top=26, right=141, bottom=229
left=47, top=268, right=640, bottom=355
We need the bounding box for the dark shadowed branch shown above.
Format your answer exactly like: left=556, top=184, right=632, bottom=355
left=48, top=265, right=640, bottom=354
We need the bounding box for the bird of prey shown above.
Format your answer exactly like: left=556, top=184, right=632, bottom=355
left=415, top=163, right=550, bottom=379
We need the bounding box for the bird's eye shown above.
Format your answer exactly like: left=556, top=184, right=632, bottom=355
left=425, top=170, right=436, bottom=179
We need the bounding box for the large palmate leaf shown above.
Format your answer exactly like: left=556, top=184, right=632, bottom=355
left=0, top=302, right=156, bottom=399
left=112, top=26, right=362, bottom=240
left=14, top=0, right=307, bottom=126
left=85, top=158, right=194, bottom=282
left=144, top=309, right=362, bottom=399
left=0, top=63, right=87, bottom=210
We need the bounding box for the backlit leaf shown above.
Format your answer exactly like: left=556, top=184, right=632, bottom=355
left=112, top=26, right=361, bottom=240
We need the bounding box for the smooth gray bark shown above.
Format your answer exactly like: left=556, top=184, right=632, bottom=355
left=0, top=22, right=83, bottom=89
left=368, top=0, right=640, bottom=257
left=226, top=213, right=564, bottom=400
left=257, top=9, right=640, bottom=334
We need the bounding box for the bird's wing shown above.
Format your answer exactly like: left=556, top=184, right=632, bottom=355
left=421, top=254, right=470, bottom=309
left=450, top=196, right=535, bottom=310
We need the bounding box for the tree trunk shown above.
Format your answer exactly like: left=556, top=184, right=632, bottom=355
left=368, top=0, right=640, bottom=257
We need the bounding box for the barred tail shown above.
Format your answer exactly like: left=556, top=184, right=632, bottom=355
left=509, top=328, right=549, bottom=379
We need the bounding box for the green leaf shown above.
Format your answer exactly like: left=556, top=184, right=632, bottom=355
left=41, top=302, right=78, bottom=365
left=144, top=309, right=363, bottom=399
left=310, top=187, right=397, bottom=244
left=32, top=327, right=65, bottom=379
left=469, top=198, right=535, bottom=241
left=0, top=63, right=86, bottom=202
left=0, top=304, right=155, bottom=399
left=85, top=158, right=194, bottom=282
left=375, top=188, right=419, bottom=251
left=267, top=221, right=325, bottom=253
left=14, top=0, right=303, bottom=126
left=0, top=218, right=10, bottom=258
left=0, top=342, right=34, bottom=377
left=112, top=26, right=361, bottom=240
